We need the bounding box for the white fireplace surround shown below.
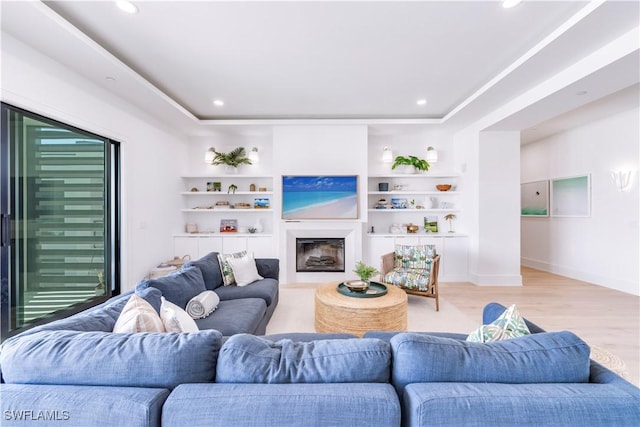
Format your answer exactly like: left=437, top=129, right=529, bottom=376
left=282, top=222, right=363, bottom=284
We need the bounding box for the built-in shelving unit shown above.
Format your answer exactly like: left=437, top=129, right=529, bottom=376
left=175, top=175, right=276, bottom=258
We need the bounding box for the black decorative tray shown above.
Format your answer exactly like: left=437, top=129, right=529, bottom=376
left=337, top=281, right=388, bottom=298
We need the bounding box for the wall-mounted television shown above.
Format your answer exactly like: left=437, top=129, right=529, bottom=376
left=282, top=175, right=358, bottom=220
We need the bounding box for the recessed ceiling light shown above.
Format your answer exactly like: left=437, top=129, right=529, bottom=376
left=116, top=1, right=138, bottom=14
left=502, top=0, right=523, bottom=9
left=213, top=99, right=225, bottom=107
left=416, top=99, right=427, bottom=106
left=105, top=76, right=116, bottom=82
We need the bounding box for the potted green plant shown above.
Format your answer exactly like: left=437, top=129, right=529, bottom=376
left=353, top=261, right=379, bottom=283
left=210, top=147, right=252, bottom=172
left=391, top=155, right=430, bottom=173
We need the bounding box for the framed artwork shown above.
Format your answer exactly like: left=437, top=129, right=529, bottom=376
left=254, top=198, right=270, bottom=209
left=521, top=180, right=549, bottom=217
left=551, top=175, right=591, bottom=217
left=282, top=175, right=358, bottom=220
left=219, top=219, right=238, bottom=232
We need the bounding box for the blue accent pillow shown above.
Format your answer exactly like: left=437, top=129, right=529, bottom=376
left=216, top=334, right=391, bottom=384
left=136, top=265, right=206, bottom=309
left=183, top=252, right=224, bottom=290
left=135, top=286, right=162, bottom=314
left=390, top=331, right=591, bottom=394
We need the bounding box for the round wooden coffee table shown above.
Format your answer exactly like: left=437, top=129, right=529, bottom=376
left=314, top=282, right=408, bottom=337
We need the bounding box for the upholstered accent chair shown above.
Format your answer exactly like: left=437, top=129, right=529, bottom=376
left=380, top=245, right=440, bottom=311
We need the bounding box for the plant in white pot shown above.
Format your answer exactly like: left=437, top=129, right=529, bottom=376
left=391, top=155, right=430, bottom=174
left=353, top=261, right=379, bottom=283
left=209, top=147, right=252, bottom=173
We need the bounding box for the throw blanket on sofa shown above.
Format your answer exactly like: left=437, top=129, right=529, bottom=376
left=186, top=291, right=220, bottom=319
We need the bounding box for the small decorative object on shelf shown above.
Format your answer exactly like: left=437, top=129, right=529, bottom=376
left=254, top=218, right=264, bottom=233
left=391, top=155, right=430, bottom=173
left=185, top=223, right=198, bottom=233
left=228, top=184, right=238, bottom=194
left=254, top=198, right=270, bottom=209
left=445, top=213, right=456, bottom=233
left=378, top=182, right=389, bottom=191
left=436, top=184, right=452, bottom=191
left=391, top=198, right=408, bottom=209
left=353, top=261, right=379, bottom=284
left=424, top=216, right=438, bottom=233
left=190, top=187, right=199, bottom=192
left=250, top=183, right=256, bottom=192
left=220, top=219, right=238, bottom=233
left=406, top=223, right=419, bottom=233
left=258, top=187, right=267, bottom=192
left=206, top=182, right=221, bottom=192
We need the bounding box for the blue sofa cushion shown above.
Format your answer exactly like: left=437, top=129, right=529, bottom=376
left=137, top=265, right=206, bottom=309
left=1, top=383, right=169, bottom=427
left=0, top=329, right=222, bottom=389
left=214, top=277, right=278, bottom=306
left=163, top=383, right=401, bottom=427
left=183, top=251, right=225, bottom=290
left=195, top=298, right=266, bottom=336
left=364, top=331, right=468, bottom=342
left=402, top=382, right=640, bottom=427
left=216, top=334, right=391, bottom=383
left=391, top=331, right=591, bottom=394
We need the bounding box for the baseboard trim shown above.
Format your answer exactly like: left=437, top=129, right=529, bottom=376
left=521, top=257, right=639, bottom=296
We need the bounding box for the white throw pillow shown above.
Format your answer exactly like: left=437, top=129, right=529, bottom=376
left=227, top=253, right=264, bottom=287
left=113, top=294, right=165, bottom=333
left=160, top=297, right=199, bottom=333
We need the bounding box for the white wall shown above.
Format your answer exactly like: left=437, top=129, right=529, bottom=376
left=521, top=107, right=639, bottom=295
left=455, top=130, right=523, bottom=285
left=1, top=33, right=187, bottom=291
left=273, top=125, right=368, bottom=283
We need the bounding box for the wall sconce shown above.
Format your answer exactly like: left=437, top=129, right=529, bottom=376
left=426, top=146, right=438, bottom=163
left=248, top=147, right=260, bottom=163
left=382, top=146, right=393, bottom=163
left=204, top=147, right=216, bottom=164
left=610, top=170, right=634, bottom=192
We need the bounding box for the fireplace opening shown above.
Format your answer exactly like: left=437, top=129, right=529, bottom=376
left=296, top=238, right=345, bottom=273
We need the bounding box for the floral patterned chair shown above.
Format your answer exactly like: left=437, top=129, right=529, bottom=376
left=379, top=245, right=440, bottom=311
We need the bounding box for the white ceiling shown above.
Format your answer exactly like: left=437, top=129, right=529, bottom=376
left=1, top=1, right=639, bottom=138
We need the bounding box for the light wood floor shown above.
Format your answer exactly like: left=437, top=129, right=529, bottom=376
left=440, top=267, right=639, bottom=386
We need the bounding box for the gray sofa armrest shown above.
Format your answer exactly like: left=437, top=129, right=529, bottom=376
left=256, top=258, right=279, bottom=280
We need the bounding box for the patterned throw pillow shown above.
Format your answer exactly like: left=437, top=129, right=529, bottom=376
left=113, top=294, right=165, bottom=333
left=393, top=245, right=436, bottom=269
left=466, top=304, right=531, bottom=343
left=217, top=251, right=248, bottom=285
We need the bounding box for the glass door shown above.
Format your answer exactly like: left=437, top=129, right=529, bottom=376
left=1, top=104, right=119, bottom=339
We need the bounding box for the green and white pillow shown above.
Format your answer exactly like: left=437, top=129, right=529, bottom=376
left=467, top=304, right=530, bottom=343
left=393, top=245, right=436, bottom=269
left=217, top=250, right=248, bottom=286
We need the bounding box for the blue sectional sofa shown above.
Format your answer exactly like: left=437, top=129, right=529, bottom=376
left=1, top=249, right=639, bottom=427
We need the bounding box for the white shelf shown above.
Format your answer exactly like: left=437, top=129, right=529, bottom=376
left=181, top=191, right=273, bottom=195
left=369, top=191, right=460, bottom=195
left=174, top=233, right=273, bottom=237
left=181, top=208, right=273, bottom=213
left=367, top=233, right=468, bottom=237
left=368, top=209, right=460, bottom=213
left=182, top=175, right=273, bottom=179
left=369, top=174, right=460, bottom=179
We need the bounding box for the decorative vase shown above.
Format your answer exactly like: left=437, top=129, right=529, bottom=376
left=225, top=165, right=239, bottom=174
left=254, top=218, right=263, bottom=233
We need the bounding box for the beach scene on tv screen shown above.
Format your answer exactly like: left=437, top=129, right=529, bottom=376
left=282, top=176, right=358, bottom=219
